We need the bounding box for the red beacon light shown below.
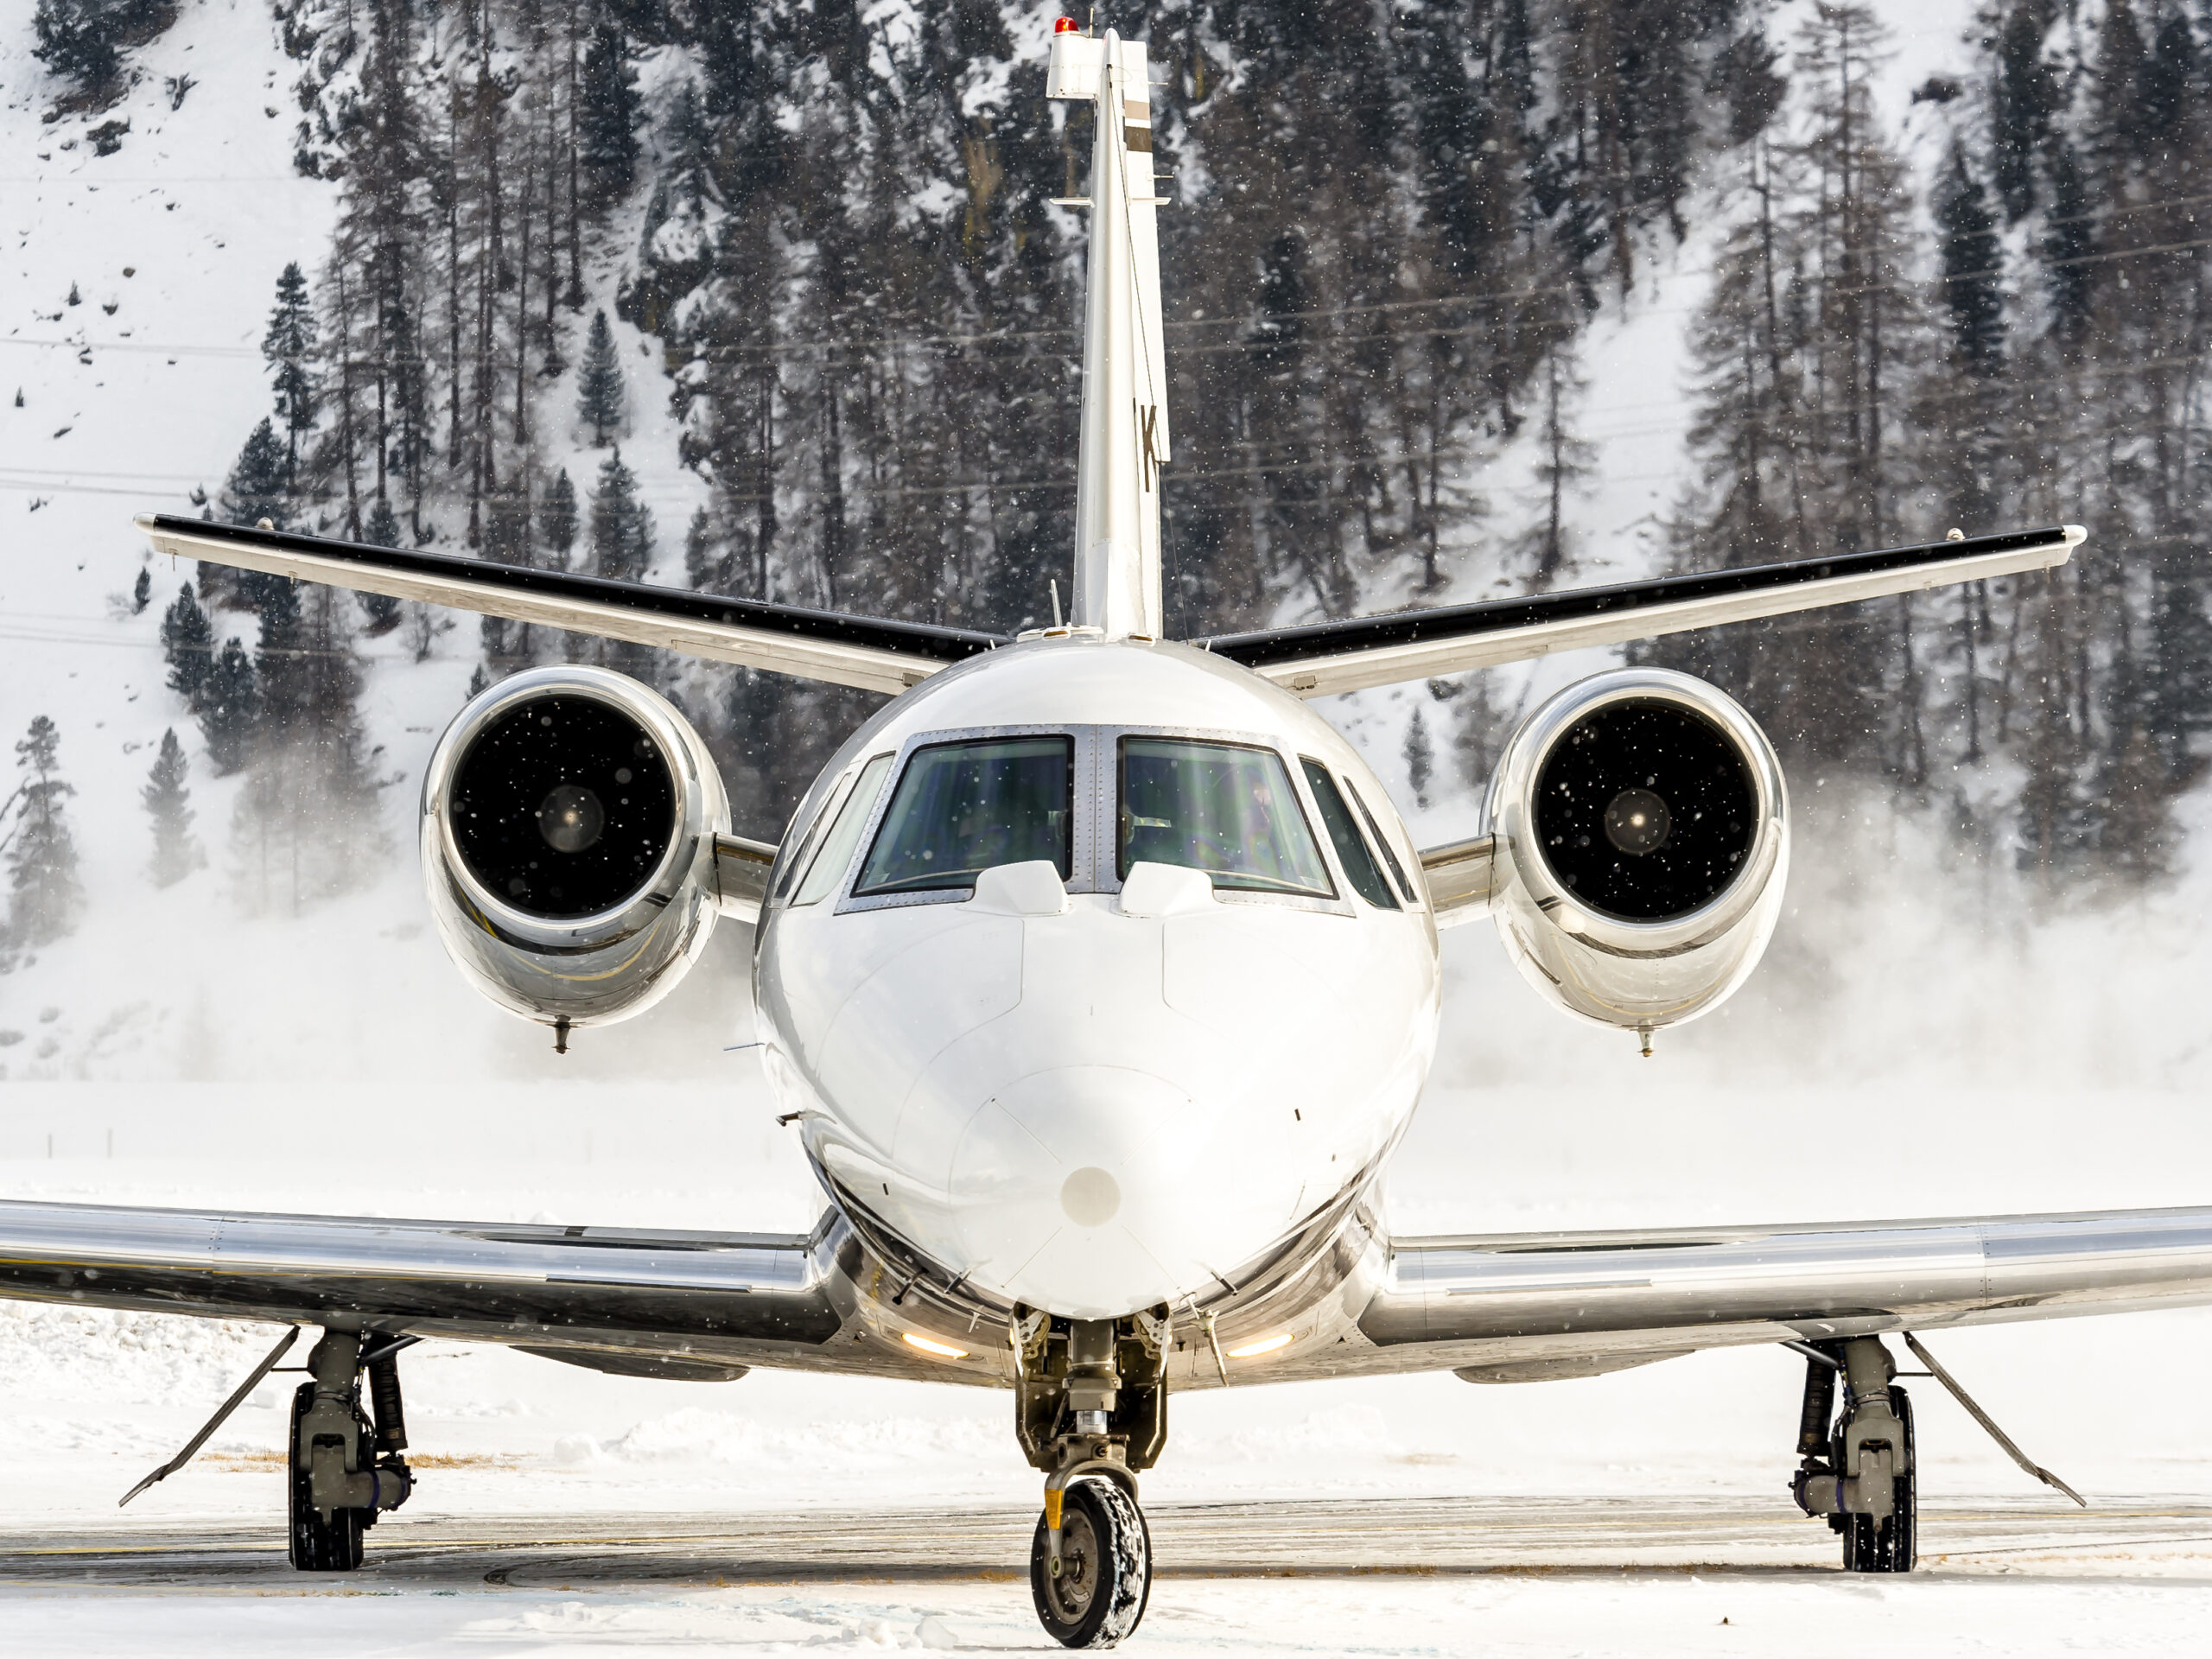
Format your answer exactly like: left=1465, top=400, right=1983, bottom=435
left=1054, top=16, right=1080, bottom=34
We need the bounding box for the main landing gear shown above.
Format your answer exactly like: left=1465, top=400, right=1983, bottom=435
left=1013, top=1309, right=1169, bottom=1648
left=289, top=1329, right=416, bottom=1571
left=1789, top=1337, right=1915, bottom=1573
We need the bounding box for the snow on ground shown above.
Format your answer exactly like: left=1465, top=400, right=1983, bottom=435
left=9, top=1573, right=2212, bottom=1659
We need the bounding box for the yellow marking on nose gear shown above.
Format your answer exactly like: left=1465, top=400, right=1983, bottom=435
left=1045, top=1489, right=1064, bottom=1530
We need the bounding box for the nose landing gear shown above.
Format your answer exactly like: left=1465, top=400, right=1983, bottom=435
left=1014, top=1310, right=1168, bottom=1648
left=1789, top=1337, right=1916, bottom=1573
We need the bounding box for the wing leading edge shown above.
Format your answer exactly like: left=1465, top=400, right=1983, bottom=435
left=1205, top=525, right=2083, bottom=699
left=0, top=1198, right=955, bottom=1381
left=1347, top=1205, right=2212, bottom=1382
left=135, top=514, right=1004, bottom=696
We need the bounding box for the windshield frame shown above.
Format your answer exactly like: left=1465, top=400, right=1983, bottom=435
left=824, top=722, right=1363, bottom=917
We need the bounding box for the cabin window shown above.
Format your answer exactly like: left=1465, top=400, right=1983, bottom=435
left=855, top=736, right=1074, bottom=894
left=792, top=753, right=894, bottom=906
left=1300, top=760, right=1398, bottom=910
left=1119, top=738, right=1332, bottom=897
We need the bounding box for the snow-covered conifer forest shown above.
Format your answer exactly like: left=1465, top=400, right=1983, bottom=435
left=10, top=2, right=2211, bottom=922
left=3, top=5, right=2212, bottom=1649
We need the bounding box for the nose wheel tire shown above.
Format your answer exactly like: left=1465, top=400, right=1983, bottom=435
left=1029, top=1476, right=1152, bottom=1648
left=1840, top=1385, right=1916, bottom=1573
left=286, top=1382, right=364, bottom=1572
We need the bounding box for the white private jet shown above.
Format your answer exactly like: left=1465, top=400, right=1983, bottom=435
left=4, top=22, right=2202, bottom=1649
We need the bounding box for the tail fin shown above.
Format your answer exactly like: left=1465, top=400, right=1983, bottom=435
left=1048, top=24, right=1170, bottom=639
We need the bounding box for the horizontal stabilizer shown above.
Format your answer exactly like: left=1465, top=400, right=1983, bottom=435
left=135, top=514, right=1004, bottom=696
left=1206, top=526, right=2083, bottom=698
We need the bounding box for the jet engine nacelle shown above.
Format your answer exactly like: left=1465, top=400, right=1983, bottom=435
left=1484, top=667, right=1789, bottom=1044
left=420, top=665, right=730, bottom=1037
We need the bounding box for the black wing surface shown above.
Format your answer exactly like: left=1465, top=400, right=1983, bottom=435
left=1204, top=525, right=2082, bottom=698
left=136, top=514, right=1005, bottom=696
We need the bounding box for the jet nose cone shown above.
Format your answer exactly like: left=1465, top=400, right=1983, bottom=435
left=950, top=1065, right=1296, bottom=1319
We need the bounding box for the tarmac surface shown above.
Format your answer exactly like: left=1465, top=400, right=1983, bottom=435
left=3, top=1494, right=2208, bottom=1588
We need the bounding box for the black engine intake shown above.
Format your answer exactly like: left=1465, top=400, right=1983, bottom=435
left=1532, top=697, right=1758, bottom=922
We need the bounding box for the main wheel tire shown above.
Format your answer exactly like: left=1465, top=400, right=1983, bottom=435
left=1840, top=1385, right=1916, bottom=1573
left=287, top=1382, right=365, bottom=1572
left=1029, top=1477, right=1151, bottom=1649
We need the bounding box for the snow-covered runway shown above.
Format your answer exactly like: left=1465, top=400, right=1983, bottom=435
left=3, top=1497, right=2209, bottom=1656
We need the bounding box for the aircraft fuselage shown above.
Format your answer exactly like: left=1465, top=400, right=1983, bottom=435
left=753, top=636, right=1441, bottom=1324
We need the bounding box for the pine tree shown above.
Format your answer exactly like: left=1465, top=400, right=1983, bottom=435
left=1934, top=148, right=2005, bottom=376
left=253, top=576, right=306, bottom=734
left=1403, top=706, right=1434, bottom=810
left=142, top=728, right=201, bottom=887
left=32, top=0, right=123, bottom=92
left=220, top=419, right=296, bottom=613
left=5, top=715, right=81, bottom=950
left=576, top=309, right=626, bottom=445
left=541, top=467, right=579, bottom=567
left=2147, top=568, right=2212, bottom=785
left=131, top=566, right=150, bottom=613
left=200, top=637, right=257, bottom=775
left=263, top=262, right=317, bottom=477
left=577, top=23, right=642, bottom=199
left=2042, top=137, right=2097, bottom=340
left=589, top=446, right=654, bottom=582
left=1990, top=3, right=2058, bottom=221
left=224, top=417, right=293, bottom=530
left=159, top=582, right=215, bottom=709
left=684, top=504, right=732, bottom=591
left=358, top=497, right=404, bottom=634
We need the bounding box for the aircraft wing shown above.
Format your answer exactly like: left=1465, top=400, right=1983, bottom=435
left=1202, top=525, right=2083, bottom=699
left=0, top=1198, right=974, bottom=1387
left=135, top=514, right=1004, bottom=696
left=1333, top=1205, right=2212, bottom=1383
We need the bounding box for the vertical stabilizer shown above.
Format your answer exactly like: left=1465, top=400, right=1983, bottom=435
left=1047, top=23, right=1170, bottom=639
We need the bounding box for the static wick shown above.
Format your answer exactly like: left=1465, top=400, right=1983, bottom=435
left=1637, top=1025, right=1655, bottom=1059
left=1049, top=578, right=1065, bottom=629
left=552, top=1015, right=571, bottom=1056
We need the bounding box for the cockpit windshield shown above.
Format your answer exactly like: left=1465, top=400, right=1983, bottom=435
left=1120, top=738, right=1333, bottom=897
left=854, top=736, right=1074, bottom=894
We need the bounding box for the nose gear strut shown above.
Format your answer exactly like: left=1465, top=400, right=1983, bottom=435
left=1013, top=1308, right=1167, bottom=1646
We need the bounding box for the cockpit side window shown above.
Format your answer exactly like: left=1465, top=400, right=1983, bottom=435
left=1300, top=760, right=1399, bottom=910
left=1120, top=738, right=1333, bottom=898
left=1346, top=779, right=1417, bottom=905
left=792, top=753, right=893, bottom=906
left=854, top=736, right=1073, bottom=895
left=775, top=771, right=855, bottom=904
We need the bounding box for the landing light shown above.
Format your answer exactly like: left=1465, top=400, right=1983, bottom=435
left=1226, top=1332, right=1293, bottom=1360
left=902, top=1332, right=969, bottom=1360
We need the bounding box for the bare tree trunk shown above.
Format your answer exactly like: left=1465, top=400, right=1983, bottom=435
left=333, top=254, right=362, bottom=536
left=566, top=0, right=584, bottom=308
